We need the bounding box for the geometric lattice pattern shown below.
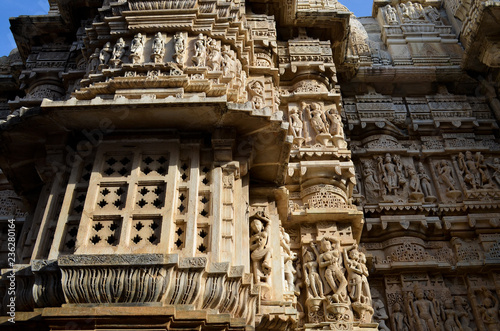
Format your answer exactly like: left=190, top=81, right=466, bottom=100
left=89, top=217, right=122, bottom=247
left=102, top=154, right=133, bottom=177
left=131, top=217, right=161, bottom=246
left=140, top=154, right=169, bottom=176
left=135, top=184, right=165, bottom=210
left=96, top=184, right=128, bottom=212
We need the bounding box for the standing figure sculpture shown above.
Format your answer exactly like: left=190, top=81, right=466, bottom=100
left=443, top=299, right=463, bottom=331
left=407, top=164, right=423, bottom=200
left=344, top=244, right=371, bottom=305
left=378, top=153, right=399, bottom=195
left=304, top=102, right=328, bottom=135
left=362, top=160, right=380, bottom=200
left=385, top=5, right=398, bottom=24
left=99, top=42, right=112, bottom=66
left=111, top=38, right=126, bottom=67
left=325, top=107, right=343, bottom=137
left=418, top=162, right=434, bottom=198
left=411, top=287, right=439, bottom=331
left=391, top=302, right=410, bottom=331
left=207, top=37, right=222, bottom=71
left=302, top=245, right=324, bottom=298
left=248, top=80, right=265, bottom=110
left=479, top=288, right=500, bottom=331
left=192, top=34, right=207, bottom=67
left=476, top=152, right=493, bottom=188
left=222, top=45, right=235, bottom=77
left=280, top=226, right=296, bottom=292
left=88, top=48, right=100, bottom=73
left=372, top=298, right=390, bottom=331
left=315, top=237, right=348, bottom=303
left=151, top=32, right=165, bottom=63
left=173, top=32, right=186, bottom=65
left=488, top=158, right=500, bottom=187
left=458, top=151, right=480, bottom=189
left=250, top=213, right=272, bottom=285
left=437, top=160, right=457, bottom=191
left=130, top=33, right=145, bottom=64
left=289, top=108, right=304, bottom=138
left=454, top=296, right=473, bottom=331
left=427, top=291, right=445, bottom=330
left=425, top=6, right=441, bottom=23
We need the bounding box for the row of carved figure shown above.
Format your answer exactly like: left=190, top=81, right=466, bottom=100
left=289, top=102, right=346, bottom=148
left=358, top=152, right=500, bottom=203
left=87, top=32, right=241, bottom=75
left=249, top=214, right=372, bottom=323
left=374, top=286, right=499, bottom=331
left=300, top=238, right=372, bottom=323
left=383, top=3, right=442, bottom=25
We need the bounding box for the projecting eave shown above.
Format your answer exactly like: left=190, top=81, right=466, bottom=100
left=0, top=96, right=291, bottom=197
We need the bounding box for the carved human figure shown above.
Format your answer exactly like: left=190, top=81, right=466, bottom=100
left=294, top=260, right=303, bottom=297
left=487, top=158, right=500, bottom=187
left=418, top=162, right=433, bottom=198
left=427, top=291, right=445, bottom=330
left=479, top=289, right=500, bottom=331
left=252, top=96, right=264, bottom=109
left=222, top=45, right=234, bottom=77
left=151, top=32, right=165, bottom=63
left=415, top=2, right=426, bottom=19
left=192, top=34, right=207, bottom=67
left=378, top=153, right=399, bottom=195
left=130, top=33, right=145, bottom=64
left=249, top=80, right=264, bottom=96
left=458, top=151, right=480, bottom=189
left=88, top=48, right=100, bottom=73
left=111, top=38, right=126, bottom=62
left=425, top=6, right=441, bottom=23
left=362, top=160, right=380, bottom=199
left=344, top=244, right=371, bottom=305
left=315, top=238, right=348, bottom=303
left=99, top=42, right=112, bottom=65
left=250, top=214, right=272, bottom=285
left=248, top=81, right=265, bottom=109
left=407, top=165, right=422, bottom=195
left=372, top=298, right=390, bottom=331
left=411, top=287, right=439, bottom=331
left=207, top=37, right=222, bottom=71
left=274, top=87, right=281, bottom=111
left=173, top=32, right=186, bottom=65
left=437, top=160, right=457, bottom=191
left=289, top=108, right=304, bottom=138
left=392, top=302, right=410, bottom=331
left=385, top=5, right=398, bottom=25
left=302, top=245, right=324, bottom=298
left=400, top=3, right=410, bottom=21
left=443, top=299, right=463, bottom=331
left=476, top=152, right=493, bottom=188
left=454, top=296, right=473, bottom=331
left=325, top=107, right=344, bottom=137
left=407, top=1, right=424, bottom=20
left=280, top=226, right=296, bottom=292
left=304, top=102, right=328, bottom=135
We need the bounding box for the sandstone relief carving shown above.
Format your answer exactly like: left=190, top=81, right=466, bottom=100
left=151, top=32, right=165, bottom=63
left=192, top=34, right=207, bottom=67
left=111, top=37, right=127, bottom=67
left=130, top=33, right=146, bottom=64
left=173, top=32, right=186, bottom=66
left=250, top=212, right=273, bottom=288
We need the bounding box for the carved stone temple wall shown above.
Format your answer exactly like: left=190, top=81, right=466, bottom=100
left=0, top=0, right=500, bottom=330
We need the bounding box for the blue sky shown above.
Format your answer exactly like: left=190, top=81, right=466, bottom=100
left=0, top=0, right=373, bottom=57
